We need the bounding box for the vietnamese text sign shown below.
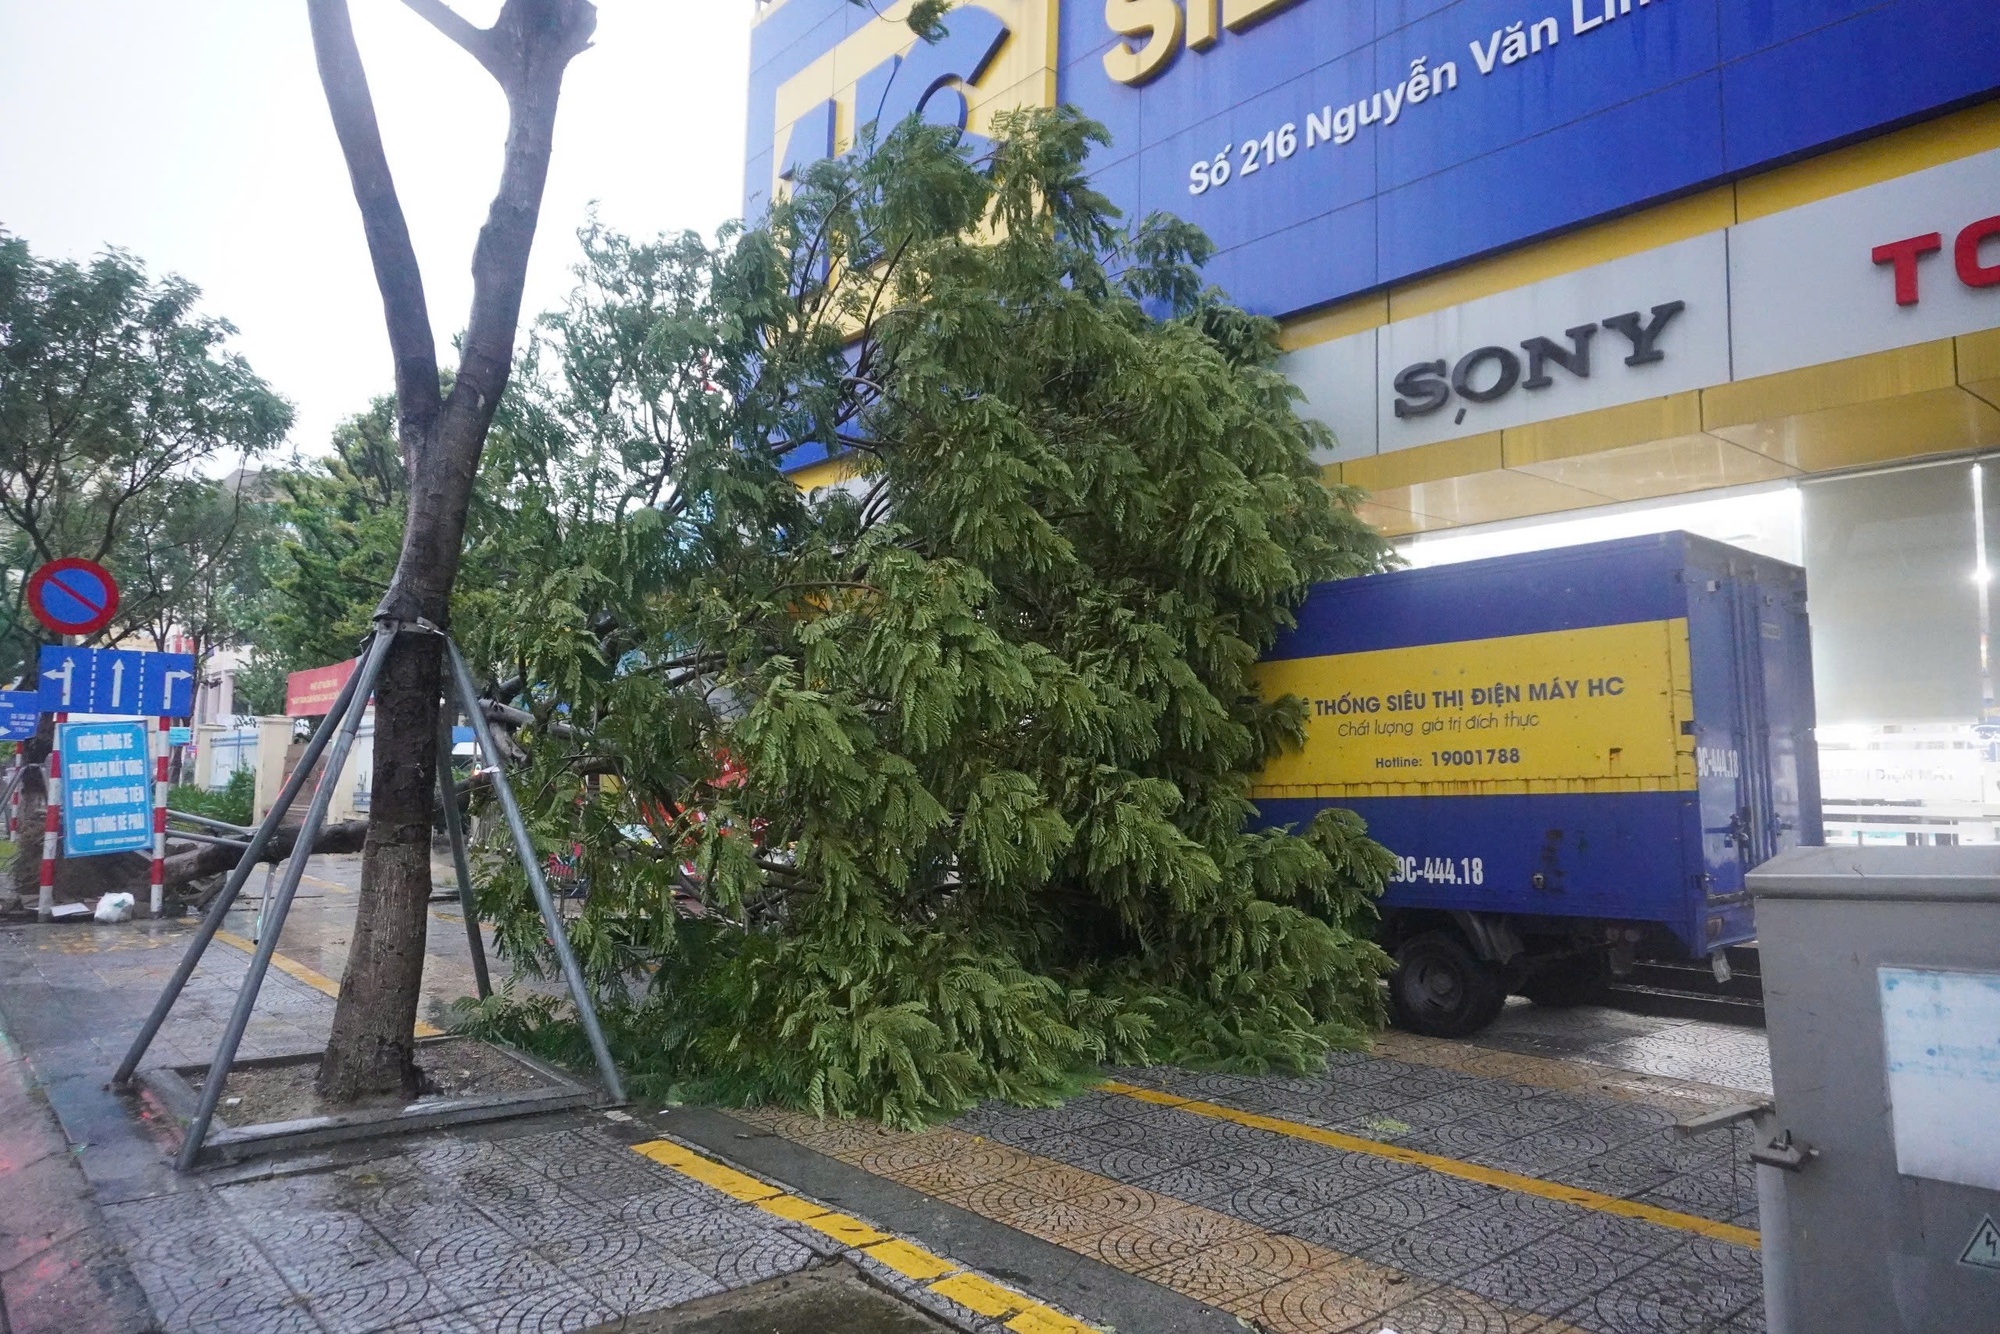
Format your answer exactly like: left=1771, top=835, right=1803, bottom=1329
left=59, top=720, right=154, bottom=857
left=285, top=658, right=357, bottom=717
left=37, top=647, right=196, bottom=717
left=1253, top=618, right=1691, bottom=791
left=1880, top=965, right=2000, bottom=1193
left=0, top=691, right=38, bottom=742
left=749, top=0, right=2000, bottom=322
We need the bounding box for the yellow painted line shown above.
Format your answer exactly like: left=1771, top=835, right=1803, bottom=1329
left=929, top=1273, right=1026, bottom=1318
left=212, top=930, right=444, bottom=1038
left=629, top=1138, right=1102, bottom=1329
left=866, top=1238, right=956, bottom=1281
left=1101, top=1080, right=1759, bottom=1250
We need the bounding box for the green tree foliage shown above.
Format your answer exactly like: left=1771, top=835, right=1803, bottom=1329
left=249, top=397, right=409, bottom=685
left=446, top=109, right=1397, bottom=1125
left=0, top=231, right=291, bottom=679
left=168, top=767, right=255, bottom=828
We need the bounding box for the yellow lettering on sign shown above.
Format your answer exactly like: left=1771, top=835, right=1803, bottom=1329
left=1103, top=0, right=1183, bottom=85
left=1186, top=0, right=1219, bottom=50
left=1103, top=0, right=1307, bottom=85
left=1253, top=619, right=1696, bottom=794
left=1222, top=0, right=1303, bottom=31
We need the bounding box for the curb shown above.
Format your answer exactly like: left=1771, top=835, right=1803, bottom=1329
left=0, top=1028, right=157, bottom=1334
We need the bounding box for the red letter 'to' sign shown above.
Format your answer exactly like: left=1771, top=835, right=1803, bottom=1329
left=1872, top=233, right=1942, bottom=306
left=1957, top=215, right=2000, bottom=289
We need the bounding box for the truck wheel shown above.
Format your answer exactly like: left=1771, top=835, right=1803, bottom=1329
left=1519, top=953, right=1610, bottom=1008
left=1388, top=932, right=1506, bottom=1037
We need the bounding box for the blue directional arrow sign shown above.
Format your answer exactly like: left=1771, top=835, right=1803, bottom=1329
left=93, top=649, right=148, bottom=715
left=38, top=647, right=198, bottom=717
left=0, top=691, right=38, bottom=741
left=37, top=646, right=96, bottom=712
left=141, top=653, right=197, bottom=718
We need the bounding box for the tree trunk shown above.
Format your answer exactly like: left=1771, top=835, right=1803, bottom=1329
left=318, top=632, right=444, bottom=1099
left=307, top=0, right=596, bottom=1102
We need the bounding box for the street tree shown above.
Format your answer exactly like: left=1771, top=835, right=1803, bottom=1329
left=305, top=0, right=599, bottom=1101
left=450, top=109, right=1399, bottom=1124
left=0, top=232, right=291, bottom=681
left=114, top=474, right=278, bottom=662
left=0, top=231, right=289, bottom=904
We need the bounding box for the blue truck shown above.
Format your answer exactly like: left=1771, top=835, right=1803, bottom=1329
left=1256, top=532, right=1821, bottom=1036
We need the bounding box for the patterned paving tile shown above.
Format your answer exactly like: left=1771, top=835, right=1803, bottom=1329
left=296, top=1273, right=445, bottom=1334
left=553, top=1241, right=725, bottom=1316
left=1283, top=1198, right=1422, bottom=1256
left=1368, top=1196, right=1561, bottom=1280
left=1497, top=1195, right=1690, bottom=1261
left=1373, top=1284, right=1562, bottom=1333
left=677, top=1229, right=818, bottom=1288
left=421, top=1285, right=619, bottom=1334
left=1578, top=1254, right=1760, bottom=1333
left=1458, top=1234, right=1655, bottom=1317
left=259, top=1217, right=425, bottom=1307
left=1237, top=1256, right=1440, bottom=1334
left=1629, top=1173, right=1754, bottom=1224
left=1133, top=1226, right=1319, bottom=1310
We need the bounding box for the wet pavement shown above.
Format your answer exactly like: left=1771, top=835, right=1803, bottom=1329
left=0, top=855, right=1774, bottom=1333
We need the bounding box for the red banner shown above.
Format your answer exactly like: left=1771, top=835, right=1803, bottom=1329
left=285, top=658, right=357, bottom=717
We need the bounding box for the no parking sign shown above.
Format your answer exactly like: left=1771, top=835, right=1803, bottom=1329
left=25, top=559, right=119, bottom=638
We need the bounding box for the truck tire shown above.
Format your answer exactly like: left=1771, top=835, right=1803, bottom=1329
left=1388, top=932, right=1506, bottom=1037
left=1519, top=953, right=1611, bottom=1008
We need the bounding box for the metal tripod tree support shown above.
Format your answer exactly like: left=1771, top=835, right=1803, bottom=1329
left=113, top=621, right=623, bottom=1173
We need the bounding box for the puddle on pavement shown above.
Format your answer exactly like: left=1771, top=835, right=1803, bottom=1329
left=601, top=1263, right=957, bottom=1333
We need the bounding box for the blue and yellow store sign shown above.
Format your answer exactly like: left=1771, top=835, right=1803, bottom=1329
left=751, top=1, right=2000, bottom=531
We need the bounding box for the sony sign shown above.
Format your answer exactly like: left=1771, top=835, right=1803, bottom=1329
left=1392, top=302, right=1686, bottom=425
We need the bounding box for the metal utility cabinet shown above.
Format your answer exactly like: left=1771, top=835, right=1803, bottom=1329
left=1257, top=532, right=1820, bottom=1035
left=1746, top=846, right=2000, bottom=1333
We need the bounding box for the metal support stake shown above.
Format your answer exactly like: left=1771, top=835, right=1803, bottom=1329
left=115, top=639, right=381, bottom=1088
left=436, top=707, right=490, bottom=999
left=172, top=627, right=396, bottom=1171
left=253, top=861, right=279, bottom=944
left=445, top=637, right=623, bottom=1102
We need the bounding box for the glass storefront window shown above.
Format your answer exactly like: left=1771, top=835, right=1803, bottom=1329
left=1803, top=460, right=1995, bottom=847
left=1397, top=459, right=2000, bottom=847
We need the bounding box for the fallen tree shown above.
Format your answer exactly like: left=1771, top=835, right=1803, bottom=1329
left=167, top=820, right=372, bottom=901
left=440, top=110, right=1400, bottom=1126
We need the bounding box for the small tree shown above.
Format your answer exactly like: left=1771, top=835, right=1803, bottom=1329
left=452, top=111, right=1397, bottom=1125
left=306, top=0, right=597, bottom=1101
left=0, top=232, right=289, bottom=903
left=0, top=233, right=290, bottom=680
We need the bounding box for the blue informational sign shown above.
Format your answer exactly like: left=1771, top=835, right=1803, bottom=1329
left=0, top=691, right=38, bottom=742
left=167, top=726, right=193, bottom=745
left=746, top=0, right=2000, bottom=321
left=37, top=647, right=197, bottom=717
left=58, top=720, right=154, bottom=857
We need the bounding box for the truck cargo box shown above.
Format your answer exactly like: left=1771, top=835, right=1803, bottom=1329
left=1256, top=532, right=1821, bottom=1033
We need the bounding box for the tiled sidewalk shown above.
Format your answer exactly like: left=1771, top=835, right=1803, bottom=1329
left=0, top=877, right=1775, bottom=1334
left=736, top=1032, right=1767, bottom=1334
left=0, top=909, right=1103, bottom=1334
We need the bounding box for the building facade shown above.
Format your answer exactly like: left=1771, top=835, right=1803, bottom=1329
left=745, top=0, right=2000, bottom=845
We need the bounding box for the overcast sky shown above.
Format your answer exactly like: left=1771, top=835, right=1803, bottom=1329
left=0, top=1, right=754, bottom=458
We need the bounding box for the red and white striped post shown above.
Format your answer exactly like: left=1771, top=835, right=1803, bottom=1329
left=37, top=713, right=66, bottom=922
left=150, top=718, right=170, bottom=917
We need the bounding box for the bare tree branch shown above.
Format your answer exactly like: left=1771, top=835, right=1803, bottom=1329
left=399, top=0, right=500, bottom=74
left=307, top=0, right=444, bottom=462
